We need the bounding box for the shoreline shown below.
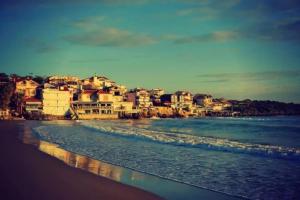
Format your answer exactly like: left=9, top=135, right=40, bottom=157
left=3, top=113, right=300, bottom=122
left=0, top=121, right=162, bottom=200
left=27, top=120, right=242, bottom=200
left=34, top=140, right=244, bottom=200
left=1, top=120, right=243, bottom=200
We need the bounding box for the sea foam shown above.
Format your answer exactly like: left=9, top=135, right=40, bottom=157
left=78, top=120, right=300, bottom=160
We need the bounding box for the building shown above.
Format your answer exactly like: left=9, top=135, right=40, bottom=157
left=106, top=85, right=127, bottom=96
left=210, top=98, right=232, bottom=112
left=47, top=76, right=80, bottom=86
left=81, top=76, right=115, bottom=90
left=15, top=79, right=39, bottom=97
left=98, top=91, right=114, bottom=102
left=193, top=94, right=213, bottom=106
left=78, top=90, right=99, bottom=102
left=175, top=91, right=193, bottom=105
left=42, top=88, right=71, bottom=116
left=160, top=94, right=178, bottom=107
left=211, top=103, right=224, bottom=112
left=149, top=88, right=165, bottom=98
left=149, top=88, right=165, bottom=106
left=71, top=89, right=118, bottom=119
left=71, top=101, right=117, bottom=119
left=126, top=88, right=152, bottom=108
left=0, top=109, right=10, bottom=120
left=24, top=97, right=42, bottom=115
left=113, top=101, right=137, bottom=117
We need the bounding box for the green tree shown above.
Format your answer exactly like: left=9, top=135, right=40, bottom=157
left=0, top=83, right=15, bottom=109
left=0, top=73, right=9, bottom=82
left=0, top=73, right=8, bottom=78
left=10, top=93, right=24, bottom=110
left=33, top=76, right=45, bottom=84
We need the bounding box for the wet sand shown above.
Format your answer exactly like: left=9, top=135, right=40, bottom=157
left=0, top=121, right=162, bottom=200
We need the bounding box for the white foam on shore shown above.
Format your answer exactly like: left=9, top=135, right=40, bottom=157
left=78, top=120, right=300, bottom=159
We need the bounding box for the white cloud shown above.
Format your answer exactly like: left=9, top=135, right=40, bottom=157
left=65, top=27, right=157, bottom=47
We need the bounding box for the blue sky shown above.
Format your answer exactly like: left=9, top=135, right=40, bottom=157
left=0, top=0, right=300, bottom=102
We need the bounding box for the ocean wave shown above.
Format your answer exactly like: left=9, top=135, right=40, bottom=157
left=79, top=121, right=300, bottom=160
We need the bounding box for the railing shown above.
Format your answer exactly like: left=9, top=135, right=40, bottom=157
left=73, top=105, right=112, bottom=109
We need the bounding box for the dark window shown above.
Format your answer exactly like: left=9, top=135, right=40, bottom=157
left=92, top=109, right=99, bottom=114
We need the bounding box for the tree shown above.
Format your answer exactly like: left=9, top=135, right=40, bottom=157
left=10, top=92, right=24, bottom=110
left=0, top=73, right=8, bottom=78
left=0, top=83, right=15, bottom=109
left=0, top=73, right=9, bottom=82
left=33, top=76, right=45, bottom=84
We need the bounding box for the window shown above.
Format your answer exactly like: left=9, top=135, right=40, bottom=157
left=85, top=110, right=91, bottom=114
left=92, top=109, right=99, bottom=114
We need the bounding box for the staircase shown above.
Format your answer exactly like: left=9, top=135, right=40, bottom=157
left=69, top=105, right=79, bottom=120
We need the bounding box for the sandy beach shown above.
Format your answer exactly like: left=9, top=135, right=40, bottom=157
left=0, top=121, right=162, bottom=200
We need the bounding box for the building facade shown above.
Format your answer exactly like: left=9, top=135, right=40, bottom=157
left=15, top=79, right=39, bottom=98
left=24, top=97, right=43, bottom=114
left=126, top=88, right=153, bottom=108
left=42, top=88, right=71, bottom=116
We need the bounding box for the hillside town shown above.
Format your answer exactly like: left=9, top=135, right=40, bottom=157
left=0, top=73, right=299, bottom=120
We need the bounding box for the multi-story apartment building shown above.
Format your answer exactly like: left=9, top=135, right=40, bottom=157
left=71, top=90, right=117, bottom=119
left=42, top=87, right=71, bottom=116
left=126, top=88, right=153, bottom=108
left=175, top=91, right=193, bottom=105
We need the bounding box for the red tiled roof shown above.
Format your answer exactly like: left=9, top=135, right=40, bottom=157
left=82, top=90, right=97, bottom=94
left=25, top=97, right=42, bottom=103
left=97, top=90, right=109, bottom=94
left=16, top=79, right=39, bottom=85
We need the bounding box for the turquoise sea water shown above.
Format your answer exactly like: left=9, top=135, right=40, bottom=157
left=32, top=116, right=300, bottom=199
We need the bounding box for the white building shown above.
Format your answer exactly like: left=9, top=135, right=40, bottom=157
left=82, top=76, right=115, bottom=90
left=42, top=88, right=71, bottom=116
left=47, top=76, right=80, bottom=86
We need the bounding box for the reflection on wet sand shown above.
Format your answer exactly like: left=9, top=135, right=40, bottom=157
left=39, top=141, right=123, bottom=181
left=21, top=122, right=40, bottom=146
left=20, top=122, right=124, bottom=182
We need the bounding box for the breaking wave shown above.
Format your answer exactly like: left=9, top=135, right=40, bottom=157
left=79, top=121, right=300, bottom=160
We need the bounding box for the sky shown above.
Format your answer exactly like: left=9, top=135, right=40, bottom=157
left=0, top=0, right=300, bottom=102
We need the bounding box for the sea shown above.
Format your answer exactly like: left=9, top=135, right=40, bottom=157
left=28, top=116, right=300, bottom=200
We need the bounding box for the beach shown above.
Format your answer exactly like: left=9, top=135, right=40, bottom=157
left=0, top=121, right=162, bottom=200
left=1, top=118, right=299, bottom=200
